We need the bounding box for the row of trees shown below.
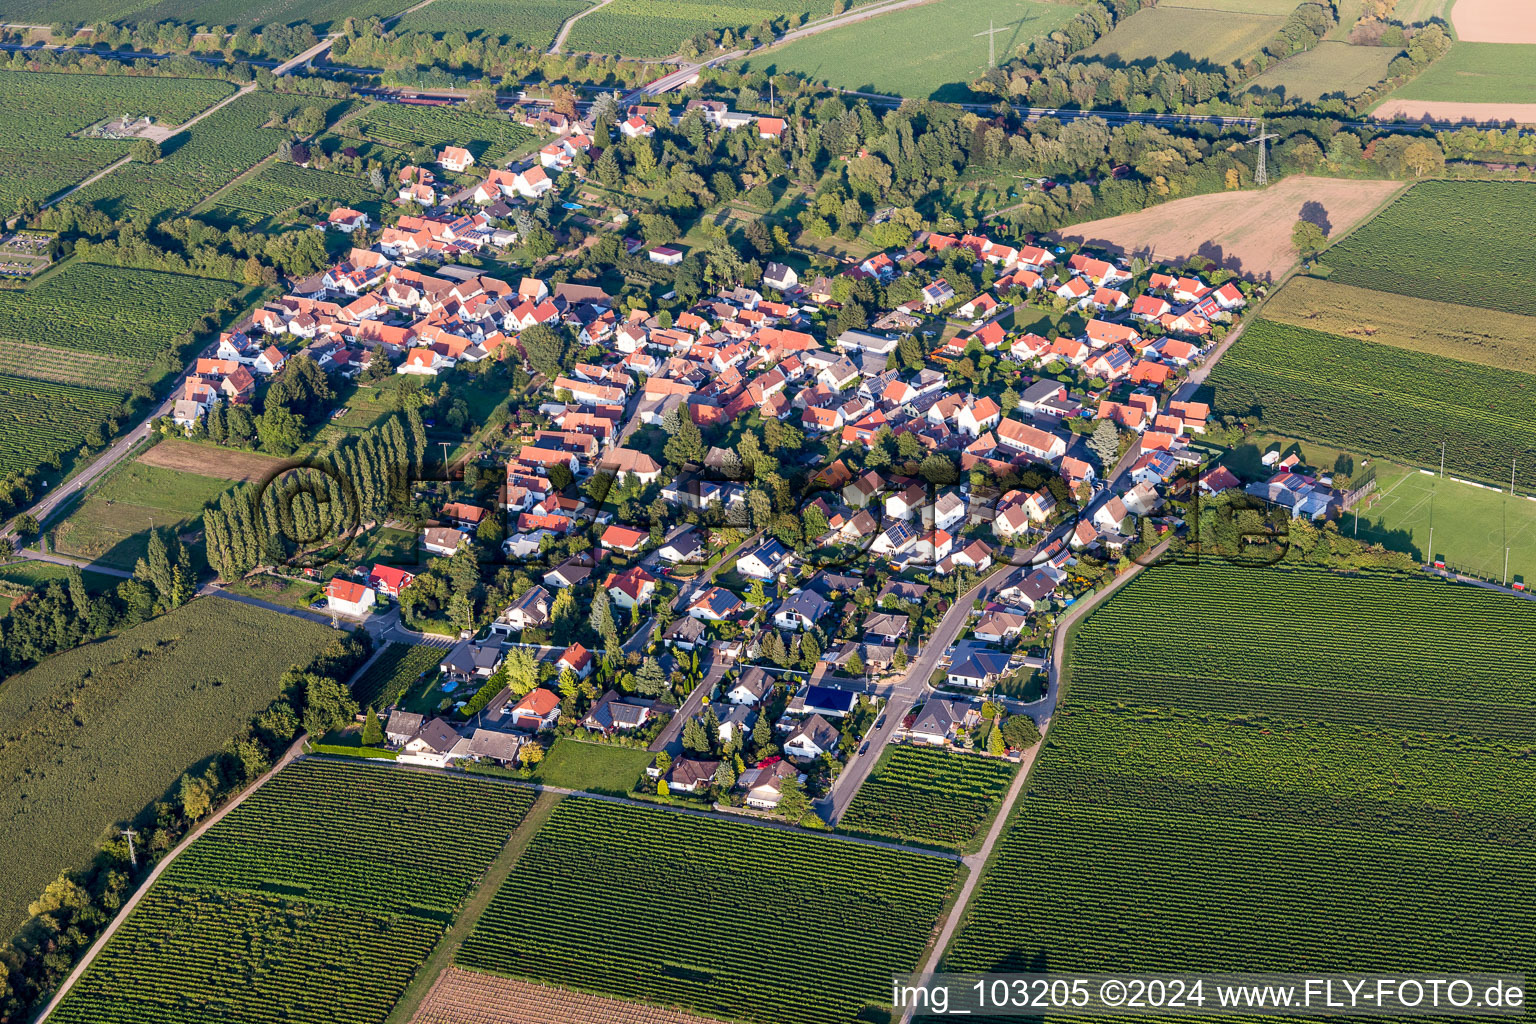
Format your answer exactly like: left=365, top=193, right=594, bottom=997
left=201, top=410, right=426, bottom=580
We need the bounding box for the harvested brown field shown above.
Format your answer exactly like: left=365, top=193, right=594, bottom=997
left=1372, top=99, right=1536, bottom=125
left=1452, top=0, right=1536, bottom=44
left=413, top=968, right=735, bottom=1024
left=136, top=438, right=287, bottom=481
left=1262, top=277, right=1536, bottom=373
left=1051, top=176, right=1406, bottom=281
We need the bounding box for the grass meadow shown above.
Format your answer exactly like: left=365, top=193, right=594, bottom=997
left=1243, top=39, right=1396, bottom=101
left=0, top=598, right=335, bottom=937
left=49, top=459, right=239, bottom=570
left=1390, top=41, right=1536, bottom=103
left=1083, top=3, right=1288, bottom=67
left=741, top=0, right=1077, bottom=101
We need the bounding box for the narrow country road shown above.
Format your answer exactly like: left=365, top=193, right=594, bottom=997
left=548, top=0, right=616, bottom=55
left=899, top=539, right=1174, bottom=1021
left=31, top=734, right=312, bottom=1024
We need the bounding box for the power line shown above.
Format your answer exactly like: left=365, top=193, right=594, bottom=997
left=974, top=20, right=1008, bottom=70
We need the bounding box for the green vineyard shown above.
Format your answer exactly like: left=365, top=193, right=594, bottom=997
left=938, top=562, right=1536, bottom=1018
left=213, top=160, right=378, bottom=224
left=0, top=373, right=122, bottom=474
left=0, top=261, right=236, bottom=362
left=391, top=0, right=588, bottom=48
left=839, top=745, right=1016, bottom=851
left=73, top=93, right=341, bottom=218
left=458, top=797, right=959, bottom=1024
left=0, top=70, right=234, bottom=211
left=344, top=103, right=534, bottom=162
left=350, top=641, right=444, bottom=708
left=1208, top=318, right=1536, bottom=490
left=1323, top=180, right=1536, bottom=317
left=49, top=760, right=533, bottom=1024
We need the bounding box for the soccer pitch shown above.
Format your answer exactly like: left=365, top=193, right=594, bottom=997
left=1351, top=464, right=1536, bottom=585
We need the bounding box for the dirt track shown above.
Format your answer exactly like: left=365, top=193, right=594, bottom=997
left=413, top=969, right=733, bottom=1024
left=1051, top=176, right=1406, bottom=281
left=1452, top=0, right=1536, bottom=43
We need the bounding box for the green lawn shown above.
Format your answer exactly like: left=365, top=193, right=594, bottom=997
left=526, top=738, right=652, bottom=796
left=220, top=574, right=322, bottom=610
left=742, top=0, right=1078, bottom=102
left=1389, top=41, right=1536, bottom=103
left=48, top=461, right=236, bottom=570
left=1350, top=465, right=1536, bottom=585
left=0, top=560, right=119, bottom=593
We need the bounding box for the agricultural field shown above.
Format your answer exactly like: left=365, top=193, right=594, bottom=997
left=0, top=0, right=404, bottom=29
left=1386, top=41, right=1536, bottom=104
left=1451, top=0, right=1535, bottom=44
left=839, top=744, right=1016, bottom=851
left=939, top=562, right=1536, bottom=993
left=49, top=459, right=237, bottom=570
left=0, top=374, right=122, bottom=475
left=1349, top=464, right=1536, bottom=583
left=392, top=0, right=589, bottom=48
left=1082, top=3, right=1290, bottom=67
left=1242, top=39, right=1396, bottom=102
left=1262, top=277, right=1536, bottom=373
left=565, top=0, right=868, bottom=59
left=1208, top=318, right=1536, bottom=490
left=741, top=0, right=1078, bottom=102
left=350, top=641, right=444, bottom=708
left=0, top=71, right=234, bottom=212
left=0, top=341, right=148, bottom=391
left=211, top=160, right=380, bottom=226
left=49, top=760, right=535, bottom=1024
left=458, top=797, right=959, bottom=1024
left=1323, top=182, right=1536, bottom=315
left=1052, top=175, right=1403, bottom=282
left=0, top=598, right=336, bottom=937
left=343, top=103, right=536, bottom=164
left=0, top=261, right=236, bottom=364
left=136, top=437, right=288, bottom=481
left=73, top=92, right=336, bottom=219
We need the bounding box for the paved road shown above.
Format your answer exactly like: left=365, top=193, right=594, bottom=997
left=822, top=556, right=1038, bottom=823
left=31, top=733, right=311, bottom=1024
left=8, top=549, right=133, bottom=578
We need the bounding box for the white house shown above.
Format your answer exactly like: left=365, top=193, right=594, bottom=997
left=324, top=578, right=375, bottom=618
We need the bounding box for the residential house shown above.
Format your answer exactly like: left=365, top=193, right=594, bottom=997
left=784, top=714, right=840, bottom=760
left=774, top=589, right=832, bottom=631
left=726, top=667, right=775, bottom=705
left=582, top=690, right=654, bottom=735
left=947, top=648, right=1011, bottom=689
left=737, top=538, right=792, bottom=581
left=324, top=578, right=375, bottom=618
left=605, top=566, right=657, bottom=609
left=492, top=585, right=551, bottom=634
left=907, top=698, right=980, bottom=746
left=739, top=759, right=799, bottom=809
left=509, top=688, right=561, bottom=731
left=440, top=641, right=504, bottom=686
